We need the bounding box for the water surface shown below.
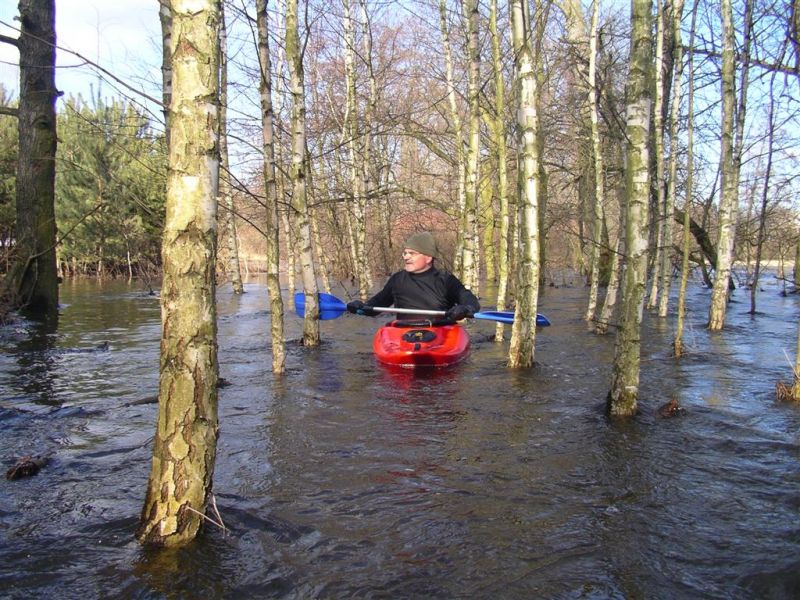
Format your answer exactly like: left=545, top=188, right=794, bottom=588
left=1, top=277, right=798, bottom=599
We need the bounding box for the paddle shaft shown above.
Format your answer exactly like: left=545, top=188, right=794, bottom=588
left=294, top=291, right=550, bottom=326
left=369, top=306, right=446, bottom=317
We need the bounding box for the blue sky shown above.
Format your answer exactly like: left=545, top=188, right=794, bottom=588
left=0, top=0, right=161, bottom=105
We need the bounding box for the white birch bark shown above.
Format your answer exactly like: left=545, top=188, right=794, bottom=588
left=489, top=0, right=511, bottom=342
left=342, top=0, right=369, bottom=298
left=359, top=0, right=375, bottom=292
left=707, top=0, right=739, bottom=330
left=646, top=0, right=666, bottom=311
left=256, top=0, right=286, bottom=374
left=658, top=0, right=685, bottom=318
left=508, top=0, right=541, bottom=369
left=461, top=0, right=480, bottom=290
left=607, top=0, right=653, bottom=416
left=585, top=0, right=605, bottom=328
left=438, top=0, right=467, bottom=275
left=674, top=0, right=698, bottom=357
left=286, top=0, right=320, bottom=345
left=138, top=0, right=220, bottom=546
left=219, top=3, right=244, bottom=294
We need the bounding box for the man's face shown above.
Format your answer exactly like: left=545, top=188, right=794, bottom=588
left=402, top=248, right=433, bottom=273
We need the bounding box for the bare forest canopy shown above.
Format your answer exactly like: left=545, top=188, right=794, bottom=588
left=0, top=0, right=797, bottom=287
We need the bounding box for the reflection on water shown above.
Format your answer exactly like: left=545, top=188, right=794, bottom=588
left=1, top=277, right=799, bottom=598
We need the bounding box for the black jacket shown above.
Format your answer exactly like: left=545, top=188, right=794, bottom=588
left=366, top=267, right=480, bottom=313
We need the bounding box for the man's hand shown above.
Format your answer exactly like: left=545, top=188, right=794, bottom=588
left=347, top=300, right=376, bottom=316
left=445, top=304, right=474, bottom=321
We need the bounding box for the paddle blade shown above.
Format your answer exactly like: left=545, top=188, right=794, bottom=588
left=474, top=311, right=514, bottom=324
left=473, top=311, right=551, bottom=326
left=294, top=292, right=347, bottom=320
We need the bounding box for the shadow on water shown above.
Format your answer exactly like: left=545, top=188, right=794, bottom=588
left=1, top=276, right=800, bottom=598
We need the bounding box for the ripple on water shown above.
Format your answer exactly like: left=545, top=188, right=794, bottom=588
left=1, top=279, right=799, bottom=598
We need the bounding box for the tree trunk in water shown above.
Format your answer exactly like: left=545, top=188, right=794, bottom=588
left=585, top=0, right=605, bottom=328
left=488, top=0, right=510, bottom=343
left=709, top=0, right=750, bottom=330
left=11, top=0, right=59, bottom=318
left=460, top=0, right=480, bottom=291
left=286, top=0, right=319, bottom=346
left=359, top=0, right=376, bottom=293
left=342, top=0, right=368, bottom=298
left=658, top=0, right=685, bottom=318
left=607, top=0, right=652, bottom=417
left=438, top=0, right=467, bottom=277
left=508, top=0, right=541, bottom=369
left=219, top=3, right=244, bottom=294
left=646, top=0, right=666, bottom=311
left=137, top=0, right=221, bottom=547
left=674, top=0, right=698, bottom=357
left=256, top=0, right=286, bottom=375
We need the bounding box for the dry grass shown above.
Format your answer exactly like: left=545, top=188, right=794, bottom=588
left=776, top=381, right=799, bottom=403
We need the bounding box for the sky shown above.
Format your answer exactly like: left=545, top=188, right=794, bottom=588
left=0, top=0, right=162, bottom=109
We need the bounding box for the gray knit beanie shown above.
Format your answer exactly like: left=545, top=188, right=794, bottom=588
left=403, top=232, right=439, bottom=259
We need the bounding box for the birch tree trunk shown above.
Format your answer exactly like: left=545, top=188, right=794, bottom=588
left=256, top=0, right=286, bottom=374
left=489, top=0, right=511, bottom=343
left=508, top=0, right=541, bottom=369
left=9, top=0, right=59, bottom=318
left=607, top=0, right=653, bottom=417
left=159, top=0, right=172, bottom=143
left=342, top=0, right=369, bottom=299
left=534, top=5, right=551, bottom=290
left=461, top=0, right=481, bottom=290
left=310, top=200, right=332, bottom=293
left=646, top=0, right=666, bottom=311
left=596, top=232, right=622, bottom=335
left=219, top=3, right=244, bottom=294
left=137, top=0, right=221, bottom=546
left=359, top=0, right=375, bottom=292
left=438, top=0, right=467, bottom=276
left=282, top=210, right=297, bottom=298
left=707, top=0, right=740, bottom=330
left=657, top=0, right=685, bottom=318
left=674, top=0, right=698, bottom=356
left=585, top=0, right=605, bottom=328
left=270, top=30, right=296, bottom=300
left=563, top=0, right=606, bottom=300
left=286, top=0, right=320, bottom=345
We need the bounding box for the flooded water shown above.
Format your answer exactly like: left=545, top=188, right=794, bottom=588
left=1, top=276, right=799, bottom=599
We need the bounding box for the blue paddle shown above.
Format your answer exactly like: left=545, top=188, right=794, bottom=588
left=294, top=292, right=551, bottom=326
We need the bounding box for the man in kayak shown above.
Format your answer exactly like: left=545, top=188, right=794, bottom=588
left=346, top=231, right=480, bottom=322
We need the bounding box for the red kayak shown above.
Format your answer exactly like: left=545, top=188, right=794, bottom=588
left=372, top=320, right=470, bottom=368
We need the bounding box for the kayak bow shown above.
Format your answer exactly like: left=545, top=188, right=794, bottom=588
left=373, top=320, right=470, bottom=368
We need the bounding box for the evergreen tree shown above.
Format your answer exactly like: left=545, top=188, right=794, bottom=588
left=56, top=98, right=166, bottom=276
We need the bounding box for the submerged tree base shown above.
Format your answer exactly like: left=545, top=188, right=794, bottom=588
left=776, top=381, right=800, bottom=403
left=605, top=389, right=640, bottom=418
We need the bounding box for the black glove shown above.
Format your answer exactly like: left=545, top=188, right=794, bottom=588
left=347, top=300, right=376, bottom=316
left=445, top=304, right=474, bottom=321
left=347, top=300, right=364, bottom=314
